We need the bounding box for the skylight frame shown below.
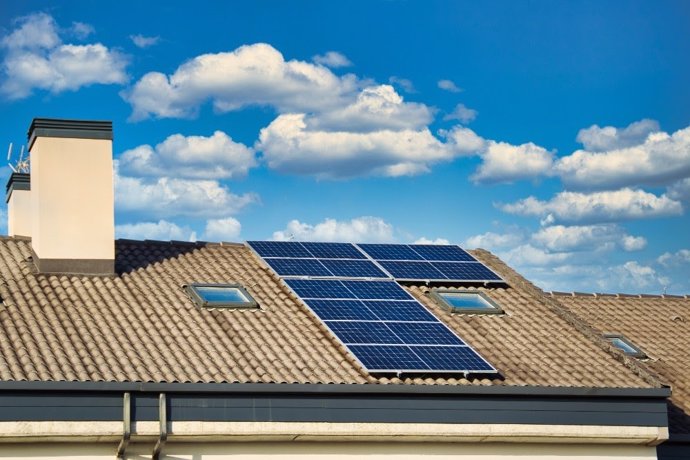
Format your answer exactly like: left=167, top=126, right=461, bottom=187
left=186, top=283, right=258, bottom=309
left=430, top=289, right=503, bottom=315
left=603, top=333, right=647, bottom=358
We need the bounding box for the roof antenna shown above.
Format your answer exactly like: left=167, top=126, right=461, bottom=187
left=6, top=142, right=12, bottom=161
left=7, top=143, right=29, bottom=174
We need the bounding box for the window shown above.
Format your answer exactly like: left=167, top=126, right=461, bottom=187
left=604, top=334, right=646, bottom=358
left=430, top=290, right=503, bottom=314
left=186, top=283, right=258, bottom=309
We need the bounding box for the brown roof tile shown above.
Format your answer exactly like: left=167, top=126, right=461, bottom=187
left=552, top=292, right=690, bottom=434
left=0, top=237, right=660, bottom=390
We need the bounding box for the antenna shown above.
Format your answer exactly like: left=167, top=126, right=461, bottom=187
left=6, top=142, right=12, bottom=161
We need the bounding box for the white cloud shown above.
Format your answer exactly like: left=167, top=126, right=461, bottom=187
left=130, top=34, right=160, bottom=48
left=1, top=13, right=128, bottom=99
left=304, top=84, right=433, bottom=132
left=657, top=249, right=690, bottom=267
left=114, top=166, right=258, bottom=219
left=443, top=126, right=487, bottom=155
left=123, top=43, right=358, bottom=120
left=576, top=119, right=659, bottom=152
left=668, top=178, right=690, bottom=202
left=532, top=225, right=646, bottom=252
left=501, top=188, right=683, bottom=224
left=257, top=113, right=454, bottom=178
left=118, top=131, right=255, bottom=180
left=437, top=79, right=462, bottom=93
left=471, top=141, right=554, bottom=184
left=443, top=103, right=477, bottom=124
left=503, top=244, right=572, bottom=267
left=70, top=22, right=94, bottom=39
left=413, top=237, right=450, bottom=245
left=464, top=231, right=524, bottom=250
left=312, top=51, right=352, bottom=68
left=203, top=217, right=241, bottom=241
left=388, top=76, right=415, bottom=93
left=116, top=220, right=196, bottom=241
left=609, top=261, right=668, bottom=291
left=556, top=124, right=690, bottom=189
left=272, top=216, right=395, bottom=243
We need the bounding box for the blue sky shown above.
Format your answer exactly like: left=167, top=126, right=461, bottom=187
left=1, top=1, right=689, bottom=294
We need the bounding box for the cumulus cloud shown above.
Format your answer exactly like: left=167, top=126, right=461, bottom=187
left=413, top=237, right=450, bottom=245
left=443, top=103, right=477, bottom=124
left=203, top=217, right=241, bottom=241
left=668, top=178, right=690, bottom=202
left=609, top=261, right=669, bottom=291
left=1, top=13, right=128, bottom=99
left=116, top=220, right=196, bottom=241
left=502, top=244, right=572, bottom=267
left=257, top=113, right=454, bottom=178
left=464, top=231, right=524, bottom=250
left=130, top=34, right=160, bottom=48
left=114, top=166, right=257, bottom=219
left=532, top=225, right=646, bottom=253
left=557, top=124, right=690, bottom=189
left=272, top=216, right=395, bottom=243
left=575, top=119, right=660, bottom=152
left=118, top=131, right=255, bottom=179
left=312, top=51, right=352, bottom=68
left=471, top=141, right=554, bottom=184
left=123, top=43, right=358, bottom=120
left=437, top=79, right=462, bottom=93
left=657, top=249, right=690, bottom=267
left=388, top=76, right=415, bottom=93
left=70, top=22, right=94, bottom=39
left=501, top=188, right=683, bottom=224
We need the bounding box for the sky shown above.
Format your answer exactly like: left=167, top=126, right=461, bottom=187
left=1, top=1, right=689, bottom=294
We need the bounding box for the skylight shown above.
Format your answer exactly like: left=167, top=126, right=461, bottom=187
left=186, top=283, right=258, bottom=309
left=430, top=290, right=503, bottom=314
left=604, top=334, right=646, bottom=358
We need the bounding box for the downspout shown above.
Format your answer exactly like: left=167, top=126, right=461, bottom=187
left=152, top=393, right=167, bottom=460
left=116, top=392, right=131, bottom=459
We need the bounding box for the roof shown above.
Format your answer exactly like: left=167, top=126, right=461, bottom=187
left=551, top=292, right=690, bottom=435
left=0, top=237, right=660, bottom=390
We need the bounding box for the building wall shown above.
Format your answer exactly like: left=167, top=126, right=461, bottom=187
left=0, top=441, right=659, bottom=460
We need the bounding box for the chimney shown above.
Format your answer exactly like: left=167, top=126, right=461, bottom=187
left=6, top=172, right=31, bottom=237
left=28, top=118, right=115, bottom=274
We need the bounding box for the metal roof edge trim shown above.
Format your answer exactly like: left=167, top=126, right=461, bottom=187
left=0, top=381, right=671, bottom=398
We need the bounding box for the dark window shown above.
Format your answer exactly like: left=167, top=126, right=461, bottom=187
left=186, top=283, right=258, bottom=309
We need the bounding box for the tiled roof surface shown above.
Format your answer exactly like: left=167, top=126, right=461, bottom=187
left=552, top=292, right=690, bottom=434
left=0, top=237, right=657, bottom=389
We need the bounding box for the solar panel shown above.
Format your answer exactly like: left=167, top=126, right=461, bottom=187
left=302, top=242, right=367, bottom=259
left=356, top=243, right=503, bottom=283
left=249, top=240, right=498, bottom=374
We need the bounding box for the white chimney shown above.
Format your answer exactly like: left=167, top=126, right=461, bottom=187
left=28, top=118, right=115, bottom=274
left=5, top=172, right=31, bottom=238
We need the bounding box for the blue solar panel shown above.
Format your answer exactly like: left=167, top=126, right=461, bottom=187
left=410, top=346, right=495, bottom=372
left=247, top=241, right=312, bottom=258
left=361, top=300, right=438, bottom=322
left=320, top=259, right=388, bottom=278
left=264, top=258, right=331, bottom=277
left=285, top=279, right=355, bottom=299
left=302, top=242, right=366, bottom=259
left=357, top=244, right=424, bottom=261
left=251, top=240, right=497, bottom=374
left=377, top=261, right=446, bottom=280
left=341, top=280, right=414, bottom=300
left=348, top=345, right=428, bottom=371
left=386, top=322, right=465, bottom=345
left=302, top=299, right=377, bottom=321
left=432, top=262, right=502, bottom=281
left=411, top=244, right=476, bottom=262
left=326, top=321, right=403, bottom=344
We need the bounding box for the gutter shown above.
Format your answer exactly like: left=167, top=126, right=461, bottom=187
left=0, top=380, right=671, bottom=398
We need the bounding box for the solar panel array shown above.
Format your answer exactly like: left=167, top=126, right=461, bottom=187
left=246, top=241, right=499, bottom=374
left=284, top=279, right=496, bottom=373
left=358, top=243, right=502, bottom=282
left=248, top=241, right=503, bottom=283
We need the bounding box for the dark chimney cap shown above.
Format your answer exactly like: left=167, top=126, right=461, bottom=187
left=28, top=118, right=113, bottom=150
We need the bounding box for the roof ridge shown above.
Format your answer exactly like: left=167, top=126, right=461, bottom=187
left=549, top=291, right=690, bottom=300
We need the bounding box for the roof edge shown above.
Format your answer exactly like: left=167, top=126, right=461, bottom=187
left=0, top=380, right=671, bottom=398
